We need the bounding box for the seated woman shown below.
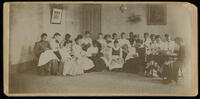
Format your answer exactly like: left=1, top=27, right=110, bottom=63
left=34, top=33, right=51, bottom=75
left=86, top=40, right=105, bottom=72
left=74, top=35, right=95, bottom=73
left=145, top=34, right=158, bottom=77
left=37, top=33, right=62, bottom=75
left=123, top=46, right=140, bottom=73
left=60, top=34, right=73, bottom=75
left=97, top=33, right=107, bottom=52
left=81, top=31, right=93, bottom=51
left=162, top=37, right=185, bottom=84
left=100, top=34, right=113, bottom=69
left=109, top=40, right=124, bottom=72
left=63, top=36, right=85, bottom=76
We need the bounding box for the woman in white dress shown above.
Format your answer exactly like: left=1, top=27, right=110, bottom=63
left=118, top=32, right=131, bottom=48
left=63, top=35, right=84, bottom=76
left=109, top=40, right=124, bottom=71
left=60, top=34, right=74, bottom=76
left=64, top=35, right=95, bottom=75
left=101, top=34, right=113, bottom=68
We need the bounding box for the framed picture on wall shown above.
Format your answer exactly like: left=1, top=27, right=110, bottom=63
left=51, top=8, right=63, bottom=24
left=147, top=4, right=167, bottom=25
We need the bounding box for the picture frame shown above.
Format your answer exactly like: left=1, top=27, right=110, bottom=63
left=51, top=8, right=63, bottom=24
left=147, top=4, right=167, bottom=25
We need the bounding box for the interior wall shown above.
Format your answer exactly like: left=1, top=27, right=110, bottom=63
left=10, top=4, right=82, bottom=65
left=80, top=4, right=102, bottom=39
left=101, top=4, right=191, bottom=41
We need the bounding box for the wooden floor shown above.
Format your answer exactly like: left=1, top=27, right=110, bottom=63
left=8, top=69, right=191, bottom=96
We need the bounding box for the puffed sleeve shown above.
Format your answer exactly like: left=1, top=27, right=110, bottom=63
left=49, top=39, right=59, bottom=51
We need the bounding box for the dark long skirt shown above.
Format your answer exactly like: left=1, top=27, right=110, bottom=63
left=57, top=62, right=64, bottom=75
left=49, top=59, right=59, bottom=75
left=37, top=59, right=59, bottom=75
left=86, top=56, right=106, bottom=72
left=166, top=61, right=180, bottom=82
left=123, top=58, right=140, bottom=73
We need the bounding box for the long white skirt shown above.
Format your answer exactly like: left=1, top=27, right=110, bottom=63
left=80, top=57, right=95, bottom=71
left=109, top=57, right=124, bottom=70
left=38, top=50, right=59, bottom=67
left=63, top=58, right=84, bottom=76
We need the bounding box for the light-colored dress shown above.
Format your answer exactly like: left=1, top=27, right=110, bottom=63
left=86, top=46, right=99, bottom=57
left=63, top=44, right=84, bottom=76
left=68, top=44, right=94, bottom=71
left=155, top=41, right=165, bottom=51
left=118, top=39, right=131, bottom=48
left=142, top=38, right=151, bottom=55
left=101, top=42, right=113, bottom=67
left=109, top=47, right=124, bottom=70
left=37, top=38, right=60, bottom=66
left=81, top=37, right=93, bottom=46
left=163, top=40, right=176, bottom=53
left=149, top=41, right=158, bottom=55
left=97, top=38, right=107, bottom=52
left=125, top=47, right=138, bottom=61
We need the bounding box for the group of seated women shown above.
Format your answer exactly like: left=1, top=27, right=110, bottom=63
left=34, top=31, right=185, bottom=84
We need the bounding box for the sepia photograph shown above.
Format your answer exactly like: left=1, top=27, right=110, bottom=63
left=3, top=1, right=198, bottom=96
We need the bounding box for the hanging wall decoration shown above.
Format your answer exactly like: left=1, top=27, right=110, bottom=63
left=127, top=13, right=141, bottom=24
left=51, top=8, right=63, bottom=24
left=147, top=4, right=167, bottom=25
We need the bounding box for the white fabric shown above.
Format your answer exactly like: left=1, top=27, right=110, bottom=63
left=86, top=46, right=98, bottom=57
left=163, top=40, right=176, bottom=52
left=155, top=41, right=165, bottom=50
left=97, top=39, right=107, bottom=47
left=97, top=38, right=107, bottom=52
left=49, top=38, right=60, bottom=51
left=101, top=43, right=112, bottom=67
left=109, top=47, right=124, bottom=70
left=125, top=47, right=137, bottom=61
left=118, top=39, right=131, bottom=48
left=37, top=50, right=59, bottom=66
left=143, top=38, right=151, bottom=48
left=81, top=37, right=92, bottom=45
left=149, top=41, right=157, bottom=54
left=38, top=39, right=60, bottom=66
left=72, top=44, right=94, bottom=71
left=63, top=57, right=84, bottom=76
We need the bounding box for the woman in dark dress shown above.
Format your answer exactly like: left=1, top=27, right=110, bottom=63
left=34, top=33, right=51, bottom=75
